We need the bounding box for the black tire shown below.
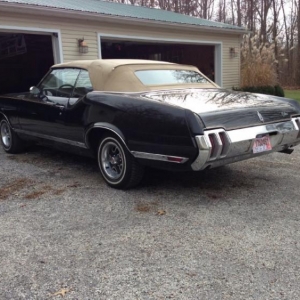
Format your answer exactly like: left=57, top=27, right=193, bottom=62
left=0, top=119, right=24, bottom=154
left=97, top=134, right=144, bottom=189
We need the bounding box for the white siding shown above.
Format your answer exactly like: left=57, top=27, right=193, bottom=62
left=0, top=11, right=241, bottom=88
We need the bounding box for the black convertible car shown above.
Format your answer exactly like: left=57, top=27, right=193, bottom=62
left=1, top=59, right=300, bottom=189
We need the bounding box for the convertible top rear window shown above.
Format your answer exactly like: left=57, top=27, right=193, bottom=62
left=135, top=70, right=208, bottom=86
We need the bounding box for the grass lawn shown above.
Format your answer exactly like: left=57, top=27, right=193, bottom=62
left=284, top=90, right=300, bottom=102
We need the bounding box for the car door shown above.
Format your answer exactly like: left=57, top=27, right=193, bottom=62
left=59, top=69, right=94, bottom=143
left=19, top=68, right=82, bottom=141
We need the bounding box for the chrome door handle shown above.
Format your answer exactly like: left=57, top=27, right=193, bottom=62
left=54, top=104, right=65, bottom=110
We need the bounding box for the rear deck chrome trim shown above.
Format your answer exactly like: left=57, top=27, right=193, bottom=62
left=191, top=117, right=300, bottom=171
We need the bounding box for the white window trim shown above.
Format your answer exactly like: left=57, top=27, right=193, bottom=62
left=0, top=25, right=64, bottom=64
left=98, top=33, right=223, bottom=87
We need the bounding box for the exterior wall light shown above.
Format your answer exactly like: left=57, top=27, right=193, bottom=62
left=78, top=38, right=89, bottom=54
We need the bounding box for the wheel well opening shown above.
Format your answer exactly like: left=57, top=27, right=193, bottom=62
left=87, top=126, right=130, bottom=157
left=87, top=128, right=124, bottom=155
left=0, top=113, right=8, bottom=124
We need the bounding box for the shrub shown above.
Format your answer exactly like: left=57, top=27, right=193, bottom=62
left=274, top=85, right=285, bottom=97
left=233, top=85, right=285, bottom=97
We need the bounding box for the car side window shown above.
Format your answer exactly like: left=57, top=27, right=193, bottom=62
left=39, top=68, right=81, bottom=100
left=69, top=70, right=93, bottom=105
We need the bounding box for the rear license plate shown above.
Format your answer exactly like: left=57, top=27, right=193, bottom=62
left=253, top=135, right=272, bottom=154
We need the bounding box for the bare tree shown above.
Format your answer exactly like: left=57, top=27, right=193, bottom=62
left=108, top=0, right=300, bottom=86
left=197, top=0, right=215, bottom=19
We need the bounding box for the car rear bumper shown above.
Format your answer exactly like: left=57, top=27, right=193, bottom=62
left=191, top=117, right=300, bottom=171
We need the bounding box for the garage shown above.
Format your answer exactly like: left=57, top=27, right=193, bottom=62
left=101, top=37, right=215, bottom=81
left=0, top=32, right=56, bottom=94
left=0, top=0, right=246, bottom=90
left=0, top=25, right=63, bottom=95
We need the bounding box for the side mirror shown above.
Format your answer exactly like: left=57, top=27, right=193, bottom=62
left=30, top=86, right=41, bottom=95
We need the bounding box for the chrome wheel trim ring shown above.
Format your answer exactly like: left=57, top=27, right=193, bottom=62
left=99, top=138, right=126, bottom=183
left=1, top=121, right=11, bottom=148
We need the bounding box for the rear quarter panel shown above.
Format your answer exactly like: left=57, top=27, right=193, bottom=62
left=84, top=92, right=198, bottom=160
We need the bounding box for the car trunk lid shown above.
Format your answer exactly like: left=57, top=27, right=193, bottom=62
left=142, top=88, right=299, bottom=130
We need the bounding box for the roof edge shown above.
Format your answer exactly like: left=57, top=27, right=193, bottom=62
left=0, top=2, right=248, bottom=34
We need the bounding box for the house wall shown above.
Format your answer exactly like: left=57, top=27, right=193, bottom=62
left=0, top=11, right=241, bottom=88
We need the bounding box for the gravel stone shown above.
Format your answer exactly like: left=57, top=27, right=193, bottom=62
left=0, top=145, right=300, bottom=299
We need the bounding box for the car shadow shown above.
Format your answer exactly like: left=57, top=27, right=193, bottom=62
left=139, top=164, right=258, bottom=196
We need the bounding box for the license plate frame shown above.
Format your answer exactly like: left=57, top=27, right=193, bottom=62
left=252, top=135, right=272, bottom=154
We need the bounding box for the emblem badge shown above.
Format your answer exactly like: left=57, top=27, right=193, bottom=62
left=257, top=111, right=264, bottom=122
left=281, top=111, right=288, bottom=117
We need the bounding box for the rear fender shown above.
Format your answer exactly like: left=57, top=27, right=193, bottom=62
left=85, top=122, right=129, bottom=151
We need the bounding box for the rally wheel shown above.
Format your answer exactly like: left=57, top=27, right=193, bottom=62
left=97, top=134, right=144, bottom=189
left=0, top=119, right=24, bottom=154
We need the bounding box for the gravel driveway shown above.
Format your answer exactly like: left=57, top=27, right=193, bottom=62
left=0, top=145, right=300, bottom=300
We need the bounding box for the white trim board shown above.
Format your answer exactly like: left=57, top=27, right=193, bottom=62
left=98, top=33, right=223, bottom=87
left=0, top=25, right=64, bottom=63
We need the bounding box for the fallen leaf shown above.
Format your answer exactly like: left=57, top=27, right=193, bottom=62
left=157, top=210, right=166, bottom=215
left=67, top=182, right=80, bottom=188
left=135, top=203, right=151, bottom=212
left=52, top=288, right=69, bottom=297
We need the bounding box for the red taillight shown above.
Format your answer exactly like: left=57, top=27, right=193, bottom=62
left=219, top=132, right=229, bottom=156
left=209, top=134, right=215, bottom=156
left=167, top=156, right=184, bottom=163
left=204, top=129, right=230, bottom=161
left=219, top=132, right=226, bottom=145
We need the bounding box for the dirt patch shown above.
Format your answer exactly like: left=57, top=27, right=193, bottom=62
left=24, top=185, right=68, bottom=200
left=135, top=201, right=160, bottom=213
left=24, top=190, right=47, bottom=200
left=24, top=185, right=52, bottom=200
left=7, top=155, right=45, bottom=165
left=52, top=188, right=66, bottom=196
left=0, top=178, right=33, bottom=200
left=67, top=182, right=81, bottom=188
left=0, top=177, right=69, bottom=201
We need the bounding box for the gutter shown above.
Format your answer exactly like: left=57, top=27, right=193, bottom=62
left=0, top=2, right=248, bottom=35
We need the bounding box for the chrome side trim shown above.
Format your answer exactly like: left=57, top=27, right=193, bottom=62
left=191, top=117, right=300, bottom=171
left=15, top=129, right=87, bottom=148
left=131, top=151, right=189, bottom=164
left=0, top=112, right=11, bottom=126
left=84, top=123, right=130, bottom=151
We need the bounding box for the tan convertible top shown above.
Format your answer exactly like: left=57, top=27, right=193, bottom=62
left=53, top=59, right=217, bottom=92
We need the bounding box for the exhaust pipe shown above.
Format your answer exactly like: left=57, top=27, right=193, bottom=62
left=279, top=148, right=294, bottom=154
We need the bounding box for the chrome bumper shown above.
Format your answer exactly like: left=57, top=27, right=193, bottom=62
left=191, top=117, right=300, bottom=171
